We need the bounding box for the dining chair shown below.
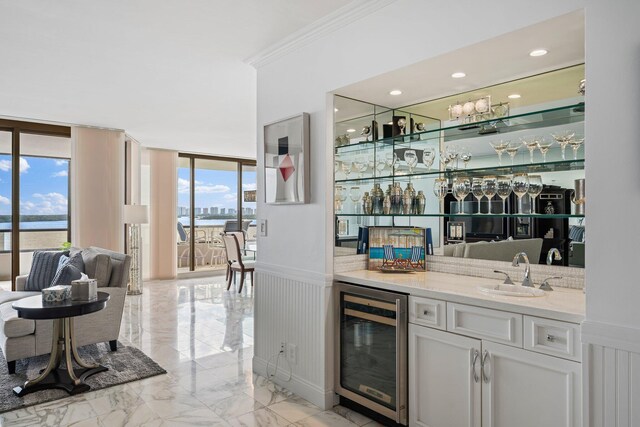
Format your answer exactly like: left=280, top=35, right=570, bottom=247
left=223, top=234, right=255, bottom=293
left=177, top=222, right=205, bottom=268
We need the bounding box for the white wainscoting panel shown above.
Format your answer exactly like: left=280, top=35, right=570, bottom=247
left=253, top=265, right=334, bottom=409
left=583, top=322, right=640, bottom=427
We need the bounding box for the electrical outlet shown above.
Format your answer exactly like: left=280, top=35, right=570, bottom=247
left=287, top=343, right=297, bottom=365
left=280, top=341, right=286, bottom=353
left=259, top=219, right=267, bottom=237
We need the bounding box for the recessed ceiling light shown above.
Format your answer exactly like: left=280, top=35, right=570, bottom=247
left=451, top=72, right=466, bottom=78
left=334, top=108, right=339, bottom=112
left=529, top=49, right=548, bottom=57
left=508, top=94, right=521, bottom=99
left=346, top=128, right=356, bottom=133
left=389, top=90, right=402, bottom=96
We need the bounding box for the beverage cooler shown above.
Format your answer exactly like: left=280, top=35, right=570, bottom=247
left=334, top=282, right=408, bottom=425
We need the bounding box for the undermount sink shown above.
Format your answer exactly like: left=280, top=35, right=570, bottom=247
left=477, top=284, right=545, bottom=297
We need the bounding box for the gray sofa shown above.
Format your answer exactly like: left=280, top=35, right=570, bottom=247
left=0, top=247, right=130, bottom=374
left=443, top=238, right=543, bottom=263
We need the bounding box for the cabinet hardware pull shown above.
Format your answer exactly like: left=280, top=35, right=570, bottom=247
left=546, top=334, right=555, bottom=342
left=423, top=309, right=429, bottom=315
left=472, top=349, right=480, bottom=383
left=481, top=350, right=490, bottom=383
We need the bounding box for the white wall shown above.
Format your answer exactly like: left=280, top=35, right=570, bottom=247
left=255, top=0, right=593, bottom=409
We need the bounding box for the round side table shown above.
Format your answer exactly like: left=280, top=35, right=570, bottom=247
left=11, top=292, right=110, bottom=396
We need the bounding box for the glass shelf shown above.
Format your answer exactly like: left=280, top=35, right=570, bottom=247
left=335, top=213, right=585, bottom=219
left=335, top=159, right=584, bottom=184
left=335, top=103, right=584, bottom=154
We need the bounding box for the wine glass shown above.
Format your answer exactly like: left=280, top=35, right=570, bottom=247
left=521, top=136, right=540, bottom=164
left=445, top=144, right=460, bottom=170
left=368, top=158, right=375, bottom=172
left=422, top=147, right=436, bottom=171
left=536, top=138, right=554, bottom=163
left=569, top=137, right=585, bottom=160
left=341, top=161, right=352, bottom=178
left=527, top=175, right=543, bottom=214
left=404, top=149, right=418, bottom=174
left=335, top=186, right=346, bottom=212
left=481, top=176, right=498, bottom=214
left=506, top=143, right=520, bottom=165
left=511, top=173, right=530, bottom=214
left=460, top=148, right=472, bottom=169
left=352, top=157, right=365, bottom=178
left=471, top=178, right=485, bottom=214
left=376, top=158, right=386, bottom=176
left=453, top=177, right=471, bottom=214
left=551, top=130, right=575, bottom=160
left=440, top=152, right=451, bottom=170
left=385, top=152, right=397, bottom=171
left=349, top=186, right=362, bottom=213
left=496, top=175, right=512, bottom=214
left=433, top=178, right=449, bottom=200
left=489, top=140, right=509, bottom=166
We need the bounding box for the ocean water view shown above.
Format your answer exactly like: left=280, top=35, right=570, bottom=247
left=0, top=221, right=68, bottom=230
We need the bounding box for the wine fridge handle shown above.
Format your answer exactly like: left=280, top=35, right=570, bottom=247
left=472, top=349, right=480, bottom=383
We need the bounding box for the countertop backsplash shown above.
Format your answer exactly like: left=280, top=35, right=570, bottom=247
left=334, top=254, right=584, bottom=290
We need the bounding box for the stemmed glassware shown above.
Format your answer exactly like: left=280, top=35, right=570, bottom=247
left=496, top=175, right=513, bottom=214
left=349, top=186, right=362, bottom=213
left=375, top=158, right=386, bottom=176
left=521, top=136, right=540, bottom=164
left=569, top=137, right=585, bottom=160
left=422, top=147, right=436, bottom=171
left=446, top=144, right=460, bottom=170
left=551, top=130, right=575, bottom=160
left=506, top=143, right=520, bottom=165
left=453, top=177, right=471, bottom=214
left=341, top=161, right=353, bottom=178
left=404, top=149, right=418, bottom=174
left=385, top=152, right=397, bottom=172
left=536, top=138, right=554, bottom=163
left=481, top=176, right=497, bottom=214
left=527, top=175, right=543, bottom=214
left=353, top=156, right=367, bottom=178
left=433, top=178, right=449, bottom=200
left=471, top=178, right=485, bottom=214
left=511, top=173, right=530, bottom=214
left=489, top=141, right=509, bottom=166
left=460, top=147, right=472, bottom=169
left=335, top=186, right=347, bottom=213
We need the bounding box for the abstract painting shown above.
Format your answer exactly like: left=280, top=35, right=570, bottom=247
left=264, top=113, right=310, bottom=204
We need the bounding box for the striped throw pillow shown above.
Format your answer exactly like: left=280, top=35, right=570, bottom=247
left=25, top=251, right=67, bottom=291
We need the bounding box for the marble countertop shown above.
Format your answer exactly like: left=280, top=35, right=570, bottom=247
left=334, top=270, right=585, bottom=323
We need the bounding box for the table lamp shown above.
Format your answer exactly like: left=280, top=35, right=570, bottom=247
left=124, top=204, right=148, bottom=295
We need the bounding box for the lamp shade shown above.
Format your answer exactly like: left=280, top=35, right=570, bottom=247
left=123, top=204, right=148, bottom=224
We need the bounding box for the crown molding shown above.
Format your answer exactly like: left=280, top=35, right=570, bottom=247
left=245, top=0, right=397, bottom=69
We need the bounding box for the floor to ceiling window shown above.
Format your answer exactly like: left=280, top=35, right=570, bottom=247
left=177, top=154, right=256, bottom=273
left=0, top=120, right=71, bottom=289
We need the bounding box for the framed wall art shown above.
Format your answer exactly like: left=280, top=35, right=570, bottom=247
left=264, top=113, right=310, bottom=204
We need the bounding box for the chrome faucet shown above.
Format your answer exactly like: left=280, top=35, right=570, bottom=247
left=512, top=252, right=533, bottom=287
left=547, top=248, right=562, bottom=265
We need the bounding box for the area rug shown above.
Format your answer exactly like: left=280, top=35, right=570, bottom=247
left=0, top=342, right=166, bottom=413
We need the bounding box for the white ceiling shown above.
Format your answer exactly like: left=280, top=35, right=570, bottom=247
left=334, top=10, right=584, bottom=112
left=0, top=0, right=352, bottom=158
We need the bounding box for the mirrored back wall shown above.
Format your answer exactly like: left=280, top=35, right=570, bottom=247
left=333, top=65, right=586, bottom=269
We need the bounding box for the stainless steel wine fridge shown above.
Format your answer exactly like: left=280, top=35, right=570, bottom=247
left=334, top=282, right=408, bottom=425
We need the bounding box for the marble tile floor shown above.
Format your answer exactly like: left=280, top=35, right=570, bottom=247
left=0, top=276, right=382, bottom=427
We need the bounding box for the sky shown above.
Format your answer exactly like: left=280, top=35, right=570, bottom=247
left=177, top=167, right=256, bottom=213
left=0, top=155, right=69, bottom=217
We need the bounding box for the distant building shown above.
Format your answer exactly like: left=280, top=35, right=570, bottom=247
left=195, top=208, right=202, bottom=215
left=220, top=208, right=226, bottom=215
left=203, top=208, right=209, bottom=214
left=228, top=208, right=236, bottom=215
left=185, top=208, right=190, bottom=216
left=211, top=207, right=218, bottom=215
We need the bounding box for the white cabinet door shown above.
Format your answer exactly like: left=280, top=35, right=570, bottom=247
left=409, top=324, right=481, bottom=427
left=481, top=341, right=582, bottom=427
